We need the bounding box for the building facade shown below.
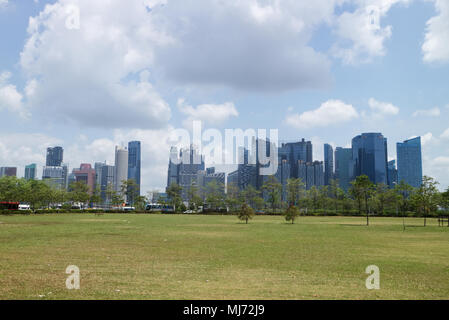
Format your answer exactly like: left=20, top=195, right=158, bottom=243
left=128, top=141, right=141, bottom=196
left=46, top=147, right=64, bottom=167
left=25, top=164, right=37, bottom=180
left=397, top=137, right=423, bottom=188
left=115, top=146, right=129, bottom=193
left=334, top=147, right=353, bottom=192
left=73, top=164, right=96, bottom=194
left=352, top=133, right=388, bottom=185
left=0, top=167, right=17, bottom=178
left=324, top=144, right=334, bottom=185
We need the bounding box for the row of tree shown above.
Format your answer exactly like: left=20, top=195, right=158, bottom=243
left=165, top=175, right=449, bottom=222
left=0, top=176, right=147, bottom=211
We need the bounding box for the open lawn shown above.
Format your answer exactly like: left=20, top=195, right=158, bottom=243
left=0, top=214, right=448, bottom=300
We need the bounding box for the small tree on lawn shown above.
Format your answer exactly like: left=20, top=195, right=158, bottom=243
left=284, top=205, right=300, bottom=224
left=238, top=203, right=255, bottom=224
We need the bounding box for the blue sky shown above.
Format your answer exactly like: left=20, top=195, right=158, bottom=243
left=0, top=0, right=448, bottom=192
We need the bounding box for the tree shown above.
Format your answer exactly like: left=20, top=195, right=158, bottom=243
left=120, top=179, right=140, bottom=205
left=350, top=175, right=374, bottom=226
left=261, top=176, right=282, bottom=213
left=226, top=183, right=244, bottom=213
left=284, top=205, right=300, bottom=224
left=411, top=176, right=439, bottom=226
left=373, top=183, right=396, bottom=216
left=308, top=186, right=320, bottom=212
left=238, top=203, right=254, bottom=224
left=318, top=186, right=329, bottom=211
left=329, top=179, right=344, bottom=214
left=90, top=185, right=103, bottom=208
left=187, top=183, right=203, bottom=210
left=68, top=181, right=90, bottom=207
left=242, top=185, right=263, bottom=210
left=205, top=180, right=225, bottom=211
left=440, top=187, right=449, bottom=212
left=166, top=183, right=183, bottom=212
left=394, top=180, right=415, bottom=216
left=286, top=178, right=305, bottom=207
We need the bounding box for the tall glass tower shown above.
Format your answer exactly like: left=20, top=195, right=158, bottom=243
left=128, top=141, right=141, bottom=196
left=352, top=133, right=388, bottom=184
left=46, top=147, right=64, bottom=167
left=397, top=137, right=423, bottom=188
left=334, top=147, right=353, bottom=191
left=324, top=144, right=334, bottom=185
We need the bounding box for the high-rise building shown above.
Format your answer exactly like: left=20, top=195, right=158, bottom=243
left=46, top=147, right=64, bottom=167
left=25, top=164, right=37, bottom=180
left=297, top=160, right=323, bottom=190
left=115, top=146, right=129, bottom=194
left=279, top=139, right=312, bottom=177
left=128, top=141, right=141, bottom=196
left=352, top=133, right=388, bottom=184
left=73, top=164, right=96, bottom=194
left=335, top=147, right=353, bottom=192
left=94, top=162, right=106, bottom=190
left=397, top=137, right=423, bottom=188
left=0, top=167, right=17, bottom=178
left=100, top=165, right=115, bottom=203
left=324, top=144, right=334, bottom=185
left=387, top=160, right=398, bottom=188
left=42, top=166, right=65, bottom=189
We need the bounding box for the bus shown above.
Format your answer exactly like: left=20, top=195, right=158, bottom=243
left=0, top=202, right=19, bottom=211
left=145, top=204, right=175, bottom=213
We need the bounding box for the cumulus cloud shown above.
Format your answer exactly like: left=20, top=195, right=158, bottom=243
left=368, top=98, right=399, bottom=116
left=153, top=0, right=335, bottom=91
left=440, top=128, right=449, bottom=139
left=177, top=98, right=239, bottom=128
left=285, top=99, right=359, bottom=129
left=0, top=71, right=29, bottom=119
left=19, top=0, right=172, bottom=128
left=422, top=0, right=449, bottom=63
left=331, top=0, right=410, bottom=64
left=412, top=107, right=440, bottom=117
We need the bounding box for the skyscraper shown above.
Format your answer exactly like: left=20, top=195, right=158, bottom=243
left=25, top=164, right=37, bottom=180
left=73, top=164, right=96, bottom=194
left=100, top=165, right=115, bottom=203
left=397, top=137, right=423, bottom=188
left=46, top=147, right=64, bottom=167
left=335, top=147, right=353, bottom=191
left=352, top=133, right=388, bottom=184
left=387, top=160, right=398, bottom=188
left=128, top=141, right=141, bottom=196
left=0, top=167, right=17, bottom=178
left=324, top=144, right=334, bottom=185
left=115, top=146, right=129, bottom=194
left=42, top=166, right=65, bottom=189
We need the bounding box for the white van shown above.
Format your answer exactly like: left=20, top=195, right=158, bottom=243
left=19, top=204, right=31, bottom=211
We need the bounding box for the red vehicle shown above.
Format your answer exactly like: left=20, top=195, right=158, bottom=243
left=0, top=202, right=19, bottom=210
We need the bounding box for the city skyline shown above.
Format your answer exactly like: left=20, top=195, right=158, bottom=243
left=0, top=0, right=448, bottom=193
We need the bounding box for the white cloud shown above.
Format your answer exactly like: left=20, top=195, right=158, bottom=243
left=177, top=99, right=239, bottom=128
left=0, top=71, right=29, bottom=119
left=153, top=0, right=336, bottom=91
left=422, top=0, right=449, bottom=63
left=440, top=128, right=449, bottom=139
left=331, top=0, right=410, bottom=64
left=432, top=156, right=449, bottom=167
left=19, top=0, right=172, bottom=128
left=412, top=107, right=440, bottom=117
left=0, top=0, right=8, bottom=8
left=286, top=99, right=359, bottom=129
left=368, top=98, right=399, bottom=116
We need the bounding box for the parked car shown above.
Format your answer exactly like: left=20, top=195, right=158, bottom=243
left=19, top=204, right=31, bottom=211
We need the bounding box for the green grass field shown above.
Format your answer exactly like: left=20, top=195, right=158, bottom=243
left=0, top=214, right=448, bottom=300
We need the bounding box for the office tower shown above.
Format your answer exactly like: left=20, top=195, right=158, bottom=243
left=296, top=160, right=323, bottom=190
left=0, top=167, right=17, bottom=178
left=100, top=165, right=115, bottom=203
left=94, top=162, right=106, bottom=190
left=335, top=147, right=353, bottom=192
left=46, top=147, right=64, bottom=167
left=167, top=147, right=179, bottom=187
left=387, top=160, right=398, bottom=188
left=279, top=139, right=313, bottom=177
left=42, top=166, right=65, bottom=189
left=25, top=164, right=37, bottom=180
left=352, top=133, right=388, bottom=185
left=197, top=169, right=226, bottom=200
left=62, top=164, right=69, bottom=189
left=73, top=164, right=96, bottom=194
left=397, top=137, right=423, bottom=188
left=313, top=161, right=325, bottom=187
left=115, top=146, right=129, bottom=194
left=324, top=144, right=334, bottom=185
left=128, top=141, right=141, bottom=196
left=275, top=159, right=291, bottom=202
